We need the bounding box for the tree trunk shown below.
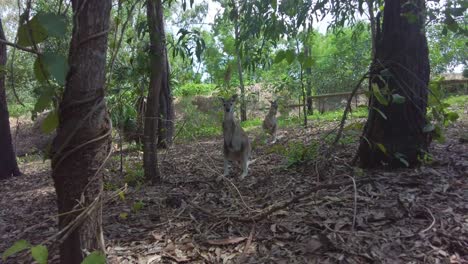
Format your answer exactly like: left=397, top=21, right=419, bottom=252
left=144, top=0, right=165, bottom=183
left=51, top=1, right=112, bottom=263
left=367, top=0, right=377, bottom=59
left=235, top=37, right=247, bottom=121
left=157, top=57, right=174, bottom=148
left=232, top=1, right=247, bottom=122
left=0, top=19, right=21, bottom=179
left=305, top=45, right=313, bottom=115
left=357, top=0, right=430, bottom=168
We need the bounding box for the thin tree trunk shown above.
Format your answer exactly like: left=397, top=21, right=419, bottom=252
left=296, top=39, right=307, bottom=127
left=357, top=0, right=430, bottom=168
left=144, top=0, right=166, bottom=183
left=157, top=58, right=174, bottom=148
left=305, top=45, right=313, bottom=115
left=232, top=0, right=247, bottom=122
left=0, top=19, right=21, bottom=179
left=51, top=1, right=112, bottom=263
left=235, top=33, right=247, bottom=121
left=367, top=0, right=377, bottom=59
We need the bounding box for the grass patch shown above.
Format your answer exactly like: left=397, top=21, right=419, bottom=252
left=8, top=102, right=34, bottom=118
left=443, top=94, right=468, bottom=111
left=173, top=83, right=217, bottom=97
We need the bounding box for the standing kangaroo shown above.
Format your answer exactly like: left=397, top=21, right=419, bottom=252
left=220, top=95, right=251, bottom=178
left=263, top=100, right=278, bottom=143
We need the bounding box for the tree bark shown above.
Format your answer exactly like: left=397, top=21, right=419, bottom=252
left=305, top=45, right=313, bottom=115
left=51, top=1, right=112, bottom=263
left=144, top=0, right=166, bottom=183
left=357, top=0, right=430, bottom=168
left=367, top=0, right=377, bottom=59
left=0, top=19, right=21, bottom=179
left=232, top=0, right=247, bottom=122
left=157, top=57, right=174, bottom=148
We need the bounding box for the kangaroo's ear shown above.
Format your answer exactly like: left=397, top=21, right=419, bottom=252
left=219, top=97, right=225, bottom=103
left=231, top=94, right=238, bottom=101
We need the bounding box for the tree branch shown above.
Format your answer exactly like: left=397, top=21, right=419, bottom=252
left=0, top=39, right=40, bottom=55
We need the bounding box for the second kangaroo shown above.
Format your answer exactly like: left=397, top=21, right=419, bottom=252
left=220, top=95, right=251, bottom=179
left=263, top=100, right=278, bottom=143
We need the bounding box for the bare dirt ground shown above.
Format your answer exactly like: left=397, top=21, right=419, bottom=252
left=1, top=115, right=467, bottom=263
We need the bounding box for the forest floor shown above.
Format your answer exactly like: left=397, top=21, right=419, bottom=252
left=1, top=108, right=467, bottom=263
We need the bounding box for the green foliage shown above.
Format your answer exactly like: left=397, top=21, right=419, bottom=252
left=81, top=251, right=106, bottom=264
left=41, top=110, right=58, bottom=134
left=2, top=240, right=31, bottom=261
left=173, top=83, right=217, bottom=97
left=8, top=102, right=35, bottom=118
left=31, top=245, right=48, bottom=264
left=36, top=52, right=69, bottom=85
left=3, top=241, right=49, bottom=263
left=426, top=78, right=462, bottom=142
left=268, top=141, right=318, bottom=167
left=124, top=163, right=145, bottom=187
left=132, top=200, right=145, bottom=213
left=17, top=12, right=67, bottom=47
left=175, top=97, right=222, bottom=140
left=427, top=24, right=467, bottom=75
left=371, top=84, right=389, bottom=106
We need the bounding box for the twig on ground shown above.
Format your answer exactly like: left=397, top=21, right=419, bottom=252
left=237, top=225, right=255, bottom=263
left=345, top=174, right=358, bottom=232
left=418, top=206, right=435, bottom=234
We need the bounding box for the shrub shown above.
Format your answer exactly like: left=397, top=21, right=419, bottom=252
left=173, top=83, right=217, bottom=97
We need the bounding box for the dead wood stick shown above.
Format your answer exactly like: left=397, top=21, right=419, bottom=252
left=332, top=74, right=368, bottom=146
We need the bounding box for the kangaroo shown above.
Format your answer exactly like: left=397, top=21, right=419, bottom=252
left=262, top=100, right=278, bottom=143
left=220, top=95, right=251, bottom=179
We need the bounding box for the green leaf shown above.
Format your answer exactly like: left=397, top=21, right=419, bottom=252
left=445, top=112, right=459, bottom=122
left=362, top=136, right=371, bottom=147
left=274, top=50, right=285, bottom=64
left=2, top=240, right=31, bottom=261
left=119, top=212, right=128, bottom=219
left=118, top=191, right=125, bottom=200
left=372, top=107, right=387, bottom=120
left=394, top=153, right=409, bottom=167
left=81, top=251, right=106, bottom=264
left=375, top=143, right=386, bottom=154
left=284, top=49, right=295, bottom=64
left=402, top=12, right=418, bottom=24
left=392, top=94, right=406, bottom=104
left=42, top=52, right=69, bottom=85
left=270, top=0, right=277, bottom=10
left=303, top=57, right=313, bottom=68
left=423, top=123, right=435, bottom=133
left=433, top=125, right=445, bottom=143
left=41, top=110, right=58, bottom=134
left=37, top=13, right=67, bottom=38
left=371, top=84, right=388, bottom=106
left=34, top=56, right=50, bottom=83
left=34, top=90, right=53, bottom=113
left=445, top=15, right=458, bottom=32
left=17, top=15, right=48, bottom=47
left=31, top=245, right=48, bottom=264
left=380, top=68, right=392, bottom=78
